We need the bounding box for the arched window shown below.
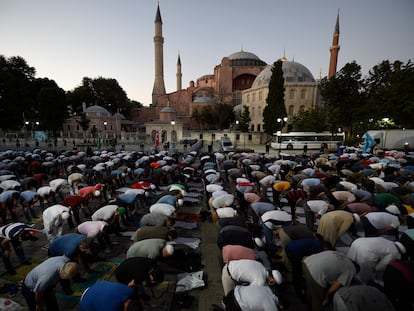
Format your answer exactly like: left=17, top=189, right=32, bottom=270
left=290, top=89, right=295, bottom=99
left=299, top=105, right=305, bottom=112
left=288, top=105, right=294, bottom=116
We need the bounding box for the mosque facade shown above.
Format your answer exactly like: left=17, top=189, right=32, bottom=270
left=135, top=4, right=337, bottom=144
left=62, top=5, right=339, bottom=146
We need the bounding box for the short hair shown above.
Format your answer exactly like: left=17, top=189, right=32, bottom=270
left=167, top=229, right=178, bottom=240
left=61, top=262, right=79, bottom=279
left=80, top=237, right=94, bottom=249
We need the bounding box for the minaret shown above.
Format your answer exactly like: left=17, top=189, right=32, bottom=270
left=152, top=4, right=166, bottom=104
left=176, top=53, right=182, bottom=91
left=328, top=11, right=340, bottom=79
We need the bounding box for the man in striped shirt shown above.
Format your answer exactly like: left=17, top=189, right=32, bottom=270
left=0, top=222, right=38, bottom=274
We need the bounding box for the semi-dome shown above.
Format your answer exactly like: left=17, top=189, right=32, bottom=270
left=160, top=106, right=176, bottom=113
left=114, top=113, right=126, bottom=120
left=85, top=105, right=110, bottom=115
left=227, top=50, right=267, bottom=67
left=233, top=104, right=242, bottom=117
left=193, top=96, right=214, bottom=103
left=251, top=61, right=315, bottom=89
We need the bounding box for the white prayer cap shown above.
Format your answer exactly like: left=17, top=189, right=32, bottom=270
left=271, top=270, right=283, bottom=285
left=395, top=241, right=406, bottom=254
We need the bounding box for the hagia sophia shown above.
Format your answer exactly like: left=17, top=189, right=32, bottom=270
left=63, top=4, right=340, bottom=146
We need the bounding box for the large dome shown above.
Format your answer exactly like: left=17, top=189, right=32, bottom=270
left=251, top=61, right=315, bottom=89
left=227, top=50, right=267, bottom=67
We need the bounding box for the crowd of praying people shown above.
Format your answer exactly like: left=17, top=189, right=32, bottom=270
left=0, top=145, right=414, bottom=310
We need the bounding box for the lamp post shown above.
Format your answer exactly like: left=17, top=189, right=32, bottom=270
left=235, top=120, right=239, bottom=149
left=277, top=117, right=288, bottom=155
left=103, top=121, right=108, bottom=139
left=171, top=120, right=176, bottom=151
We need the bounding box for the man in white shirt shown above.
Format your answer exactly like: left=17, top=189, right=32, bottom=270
left=347, top=236, right=405, bottom=284
left=42, top=204, right=71, bottom=240
left=221, top=259, right=280, bottom=295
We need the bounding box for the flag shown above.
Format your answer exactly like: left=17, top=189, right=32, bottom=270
left=363, top=132, right=376, bottom=153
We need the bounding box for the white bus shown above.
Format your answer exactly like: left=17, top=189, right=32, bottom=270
left=271, top=131, right=345, bottom=150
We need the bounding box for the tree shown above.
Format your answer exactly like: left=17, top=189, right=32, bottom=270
left=37, top=86, right=67, bottom=133
left=0, top=55, right=36, bottom=130
left=239, top=105, right=251, bottom=132
left=319, top=61, right=365, bottom=138
left=263, top=60, right=286, bottom=136
left=290, top=108, right=328, bottom=132
left=66, top=77, right=131, bottom=117
left=365, top=60, right=414, bottom=129
left=76, top=112, right=91, bottom=138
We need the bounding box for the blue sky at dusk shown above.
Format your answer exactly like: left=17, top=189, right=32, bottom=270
left=1, top=0, right=413, bottom=105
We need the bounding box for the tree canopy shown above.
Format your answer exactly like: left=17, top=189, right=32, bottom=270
left=263, top=60, right=286, bottom=136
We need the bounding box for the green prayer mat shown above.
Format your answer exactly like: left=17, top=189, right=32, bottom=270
left=57, top=259, right=121, bottom=300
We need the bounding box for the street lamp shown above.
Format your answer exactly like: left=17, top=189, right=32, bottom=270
left=171, top=120, right=176, bottom=151
left=235, top=121, right=240, bottom=149
left=103, top=121, right=108, bottom=139
left=277, top=117, right=288, bottom=131
left=276, top=117, right=288, bottom=156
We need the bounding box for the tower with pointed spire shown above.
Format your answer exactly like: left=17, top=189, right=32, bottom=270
left=152, top=4, right=166, bottom=104
left=176, top=54, right=182, bottom=91
left=328, top=11, right=340, bottom=79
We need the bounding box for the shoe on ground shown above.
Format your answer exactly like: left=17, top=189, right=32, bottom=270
left=7, top=269, right=17, bottom=275
left=22, top=260, right=32, bottom=265
left=104, top=249, right=111, bottom=254
left=111, top=241, right=119, bottom=245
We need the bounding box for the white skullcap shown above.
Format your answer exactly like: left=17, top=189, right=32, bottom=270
left=177, top=199, right=183, bottom=206
left=94, top=190, right=101, bottom=197
left=150, top=184, right=157, bottom=190
left=352, top=213, right=361, bottom=223
left=61, top=211, right=70, bottom=220
left=386, top=204, right=401, bottom=215
left=254, top=237, right=264, bottom=248
left=272, top=270, right=283, bottom=285
left=165, top=244, right=174, bottom=255
left=395, top=241, right=406, bottom=254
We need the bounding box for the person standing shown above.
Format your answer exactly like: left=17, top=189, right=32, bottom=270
left=21, top=256, right=78, bottom=311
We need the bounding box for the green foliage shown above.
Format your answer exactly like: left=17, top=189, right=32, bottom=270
left=77, top=113, right=90, bottom=132
left=190, top=104, right=234, bottom=130
left=0, top=55, right=36, bottom=129
left=364, top=60, right=414, bottom=129
left=290, top=108, right=329, bottom=132
left=239, top=105, right=251, bottom=132
left=37, top=86, right=67, bottom=132
left=263, top=60, right=286, bottom=135
left=319, top=61, right=365, bottom=137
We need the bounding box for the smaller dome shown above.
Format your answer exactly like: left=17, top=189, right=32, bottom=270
left=114, top=113, right=126, bottom=120
left=160, top=107, right=176, bottom=113
left=85, top=105, right=110, bottom=115
left=233, top=104, right=242, bottom=117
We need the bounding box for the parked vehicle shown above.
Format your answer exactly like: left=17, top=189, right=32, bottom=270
left=220, top=137, right=234, bottom=152
left=271, top=131, right=345, bottom=150
left=363, top=129, right=414, bottom=150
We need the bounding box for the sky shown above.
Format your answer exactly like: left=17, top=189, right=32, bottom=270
left=1, top=0, right=413, bottom=106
